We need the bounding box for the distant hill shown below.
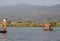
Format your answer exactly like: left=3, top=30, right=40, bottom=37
left=0, top=4, right=60, bottom=22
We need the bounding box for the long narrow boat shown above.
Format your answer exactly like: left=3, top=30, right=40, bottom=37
left=0, top=31, right=7, bottom=33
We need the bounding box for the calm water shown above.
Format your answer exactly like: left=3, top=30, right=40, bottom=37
left=0, top=27, right=60, bottom=41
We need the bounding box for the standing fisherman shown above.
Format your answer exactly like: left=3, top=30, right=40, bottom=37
left=44, top=23, right=53, bottom=31
left=44, top=24, right=49, bottom=31
left=44, top=16, right=53, bottom=31
left=3, top=17, right=7, bottom=32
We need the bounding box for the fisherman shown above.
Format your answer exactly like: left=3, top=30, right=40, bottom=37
left=44, top=24, right=49, bottom=31
left=44, top=23, right=53, bottom=31
left=3, top=17, right=7, bottom=31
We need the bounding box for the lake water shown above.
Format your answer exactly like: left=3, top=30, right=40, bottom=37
left=0, top=27, right=60, bottom=41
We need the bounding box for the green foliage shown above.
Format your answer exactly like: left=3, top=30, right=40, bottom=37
left=0, top=21, right=60, bottom=27
left=7, top=22, right=42, bottom=27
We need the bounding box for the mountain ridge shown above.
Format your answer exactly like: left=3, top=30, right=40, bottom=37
left=0, top=4, right=60, bottom=22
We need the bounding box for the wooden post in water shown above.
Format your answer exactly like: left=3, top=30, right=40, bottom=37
left=3, top=17, right=7, bottom=31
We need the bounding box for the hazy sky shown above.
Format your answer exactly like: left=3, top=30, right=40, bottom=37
left=0, top=0, right=60, bottom=6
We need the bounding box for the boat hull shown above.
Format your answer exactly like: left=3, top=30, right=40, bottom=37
left=45, top=29, right=53, bottom=31
left=0, top=31, right=7, bottom=33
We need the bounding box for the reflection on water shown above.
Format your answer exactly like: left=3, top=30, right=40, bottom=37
left=0, top=27, right=60, bottom=41
left=2, top=33, right=7, bottom=41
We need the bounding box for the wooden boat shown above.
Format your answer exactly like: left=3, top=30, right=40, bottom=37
left=0, top=31, right=7, bottom=33
left=45, top=29, right=53, bottom=31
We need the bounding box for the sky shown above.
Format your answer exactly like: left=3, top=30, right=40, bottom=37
left=0, top=0, right=60, bottom=6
